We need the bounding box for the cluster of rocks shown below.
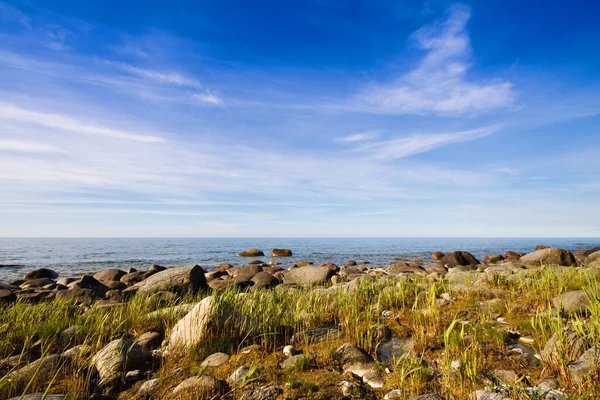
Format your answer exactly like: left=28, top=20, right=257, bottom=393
left=2, top=245, right=600, bottom=399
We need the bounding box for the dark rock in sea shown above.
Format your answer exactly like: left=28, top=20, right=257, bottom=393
left=248, top=259, right=264, bottom=265
left=346, top=260, right=357, bottom=266
left=93, top=269, right=126, bottom=283
left=237, top=248, right=265, bottom=257
left=282, top=265, right=337, bottom=285
left=438, top=251, right=479, bottom=268
left=432, top=252, right=445, bottom=260
left=24, top=268, right=58, bottom=280
left=130, top=265, right=208, bottom=294
left=271, top=248, right=292, bottom=257
left=519, top=248, right=576, bottom=267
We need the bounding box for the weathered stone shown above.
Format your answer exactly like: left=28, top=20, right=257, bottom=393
left=388, top=263, right=427, bottom=275
left=228, top=265, right=262, bottom=278
left=137, top=378, right=160, bottom=397
left=552, top=290, right=590, bottom=314
left=362, top=370, right=384, bottom=388
left=172, top=375, right=227, bottom=398
left=228, top=365, right=262, bottom=385
left=55, top=287, right=98, bottom=305
left=136, top=331, right=162, bottom=349
left=24, top=268, right=58, bottom=280
left=438, top=251, right=479, bottom=268
left=567, top=345, right=600, bottom=385
left=335, top=343, right=374, bottom=377
left=282, top=265, right=337, bottom=285
left=519, top=248, right=576, bottom=267
left=93, top=269, right=126, bottom=282
left=200, top=352, right=230, bottom=368
left=92, top=338, right=152, bottom=385
left=346, top=260, right=357, bottom=266
left=132, top=265, right=207, bottom=294
left=237, top=248, right=265, bottom=257
left=585, top=250, right=600, bottom=267
left=251, top=271, right=279, bottom=289
left=376, top=337, right=411, bottom=363
left=0, top=289, right=16, bottom=304
left=62, top=344, right=91, bottom=359
left=281, top=354, right=309, bottom=370
left=121, top=271, right=150, bottom=285
left=541, top=329, right=588, bottom=366
left=271, top=248, right=292, bottom=257
left=7, top=395, right=66, bottom=400
left=240, top=385, right=281, bottom=400
left=4, top=354, right=64, bottom=385
left=20, top=278, right=55, bottom=288
left=165, top=296, right=249, bottom=352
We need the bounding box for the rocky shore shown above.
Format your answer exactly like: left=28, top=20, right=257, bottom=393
left=1, top=245, right=600, bottom=399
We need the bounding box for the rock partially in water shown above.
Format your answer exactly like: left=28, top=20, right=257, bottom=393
left=24, top=268, right=58, bottom=280
left=237, top=248, right=265, bottom=257
left=271, top=248, right=292, bottom=257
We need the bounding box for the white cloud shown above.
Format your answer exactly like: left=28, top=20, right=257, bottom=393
left=355, top=125, right=500, bottom=160
left=192, top=92, right=224, bottom=105
left=0, top=139, right=62, bottom=153
left=0, top=103, right=164, bottom=143
left=359, top=4, right=514, bottom=115
left=335, top=131, right=379, bottom=143
left=107, top=61, right=204, bottom=89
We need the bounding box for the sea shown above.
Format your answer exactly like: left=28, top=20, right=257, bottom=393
left=1, top=237, right=598, bottom=282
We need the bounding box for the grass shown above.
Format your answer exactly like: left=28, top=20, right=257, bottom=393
left=1, top=265, right=600, bottom=399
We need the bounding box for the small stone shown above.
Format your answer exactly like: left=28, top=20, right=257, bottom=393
left=362, top=370, right=384, bottom=388
left=200, top=352, right=230, bottom=368
left=240, top=385, right=281, bottom=400
left=228, top=366, right=262, bottom=385
left=137, top=378, right=160, bottom=397
left=283, top=345, right=297, bottom=358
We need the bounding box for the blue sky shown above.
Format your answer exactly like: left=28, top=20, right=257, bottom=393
left=0, top=0, right=599, bottom=237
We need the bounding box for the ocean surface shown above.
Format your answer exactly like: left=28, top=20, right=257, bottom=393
left=1, top=237, right=598, bottom=281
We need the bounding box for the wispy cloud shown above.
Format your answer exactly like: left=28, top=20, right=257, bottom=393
left=0, top=103, right=165, bottom=143
left=335, top=131, right=379, bottom=143
left=358, top=4, right=514, bottom=115
left=355, top=125, right=500, bottom=160
left=0, top=139, right=62, bottom=153
left=107, top=61, right=204, bottom=89
left=192, top=92, right=224, bottom=105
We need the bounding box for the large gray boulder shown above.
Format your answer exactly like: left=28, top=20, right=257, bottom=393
left=132, top=265, right=207, bottom=294
left=92, top=338, right=152, bottom=385
left=282, top=265, right=337, bottom=285
left=438, top=251, right=479, bottom=268
left=552, top=290, right=590, bottom=314
left=519, top=248, right=576, bottom=267
left=165, top=296, right=249, bottom=352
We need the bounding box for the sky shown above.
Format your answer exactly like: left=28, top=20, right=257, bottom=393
left=0, top=0, right=599, bottom=237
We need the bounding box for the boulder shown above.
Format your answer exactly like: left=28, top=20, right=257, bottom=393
left=251, top=272, right=279, bottom=289
left=237, top=248, right=265, bottom=257
left=552, top=290, right=590, bottom=314
left=281, top=354, right=309, bottom=370
left=585, top=250, right=600, bottom=267
left=519, top=248, right=576, bottom=267
left=228, top=366, right=262, bottom=385
left=137, top=378, right=160, bottom=397
left=536, top=245, right=550, bottom=250
left=567, top=345, right=600, bottom=385
left=4, top=354, right=64, bottom=385
left=121, top=271, right=150, bottom=285
left=7, top=395, right=66, bottom=400
left=172, top=375, right=227, bottom=398
left=132, top=265, right=207, bottom=294
left=335, top=343, right=375, bottom=377
left=93, top=269, right=126, bottom=282
left=271, top=248, right=292, bottom=257
left=20, top=278, right=55, bottom=289
left=431, top=252, right=445, bottom=260
left=165, top=296, right=249, bottom=352
left=92, top=338, right=152, bottom=385
left=282, top=265, right=338, bottom=285
left=583, top=246, right=600, bottom=257
left=0, top=289, right=17, bottom=304
left=484, top=254, right=505, bottom=264
left=438, top=251, right=479, bottom=268
left=541, top=329, right=589, bottom=366
left=136, top=331, right=163, bottom=349
left=24, top=268, right=58, bottom=280
left=346, top=260, right=357, bottom=266
left=228, top=265, right=262, bottom=278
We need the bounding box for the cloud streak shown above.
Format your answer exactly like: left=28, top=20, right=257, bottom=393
left=358, top=4, right=514, bottom=115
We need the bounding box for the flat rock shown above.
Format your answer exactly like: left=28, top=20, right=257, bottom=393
left=282, top=265, right=337, bottom=285
left=200, top=352, right=230, bottom=368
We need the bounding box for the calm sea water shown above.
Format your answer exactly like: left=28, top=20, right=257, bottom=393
left=0, top=237, right=598, bottom=281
